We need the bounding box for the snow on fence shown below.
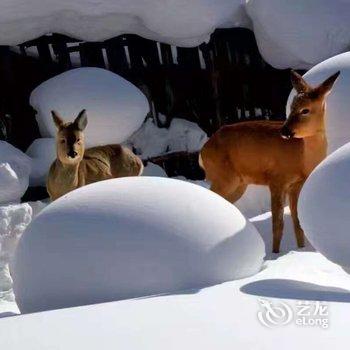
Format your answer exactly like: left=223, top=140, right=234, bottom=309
left=0, top=28, right=294, bottom=152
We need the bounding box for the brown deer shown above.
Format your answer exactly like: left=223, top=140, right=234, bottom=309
left=199, top=70, right=340, bottom=253
left=47, top=110, right=143, bottom=201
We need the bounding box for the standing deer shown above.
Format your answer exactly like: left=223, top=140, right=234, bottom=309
left=47, top=110, right=143, bottom=201
left=199, top=70, right=340, bottom=253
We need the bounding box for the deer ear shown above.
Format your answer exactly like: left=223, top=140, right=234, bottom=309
left=314, top=71, right=340, bottom=97
left=74, top=109, right=88, bottom=131
left=51, top=111, right=64, bottom=129
left=291, top=70, right=310, bottom=93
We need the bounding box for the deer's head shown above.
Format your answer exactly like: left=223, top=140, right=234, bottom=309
left=281, top=70, right=340, bottom=139
left=52, top=109, right=88, bottom=165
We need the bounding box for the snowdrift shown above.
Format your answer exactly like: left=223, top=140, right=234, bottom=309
left=3, top=1, right=350, bottom=69
left=30, top=68, right=148, bottom=148
left=0, top=0, right=250, bottom=47
left=299, top=142, right=350, bottom=270
left=0, top=142, right=31, bottom=204
left=287, top=52, right=350, bottom=154
left=26, top=138, right=56, bottom=187
left=12, top=177, right=265, bottom=313
left=125, top=117, right=208, bottom=158
left=247, top=0, right=350, bottom=69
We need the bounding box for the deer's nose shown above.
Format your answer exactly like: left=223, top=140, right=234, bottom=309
left=280, top=126, right=295, bottom=140
left=67, top=151, right=78, bottom=158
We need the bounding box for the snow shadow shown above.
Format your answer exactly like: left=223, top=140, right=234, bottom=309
left=240, top=279, right=350, bottom=302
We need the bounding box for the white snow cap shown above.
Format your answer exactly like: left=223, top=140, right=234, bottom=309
left=286, top=52, right=349, bottom=154
left=247, top=0, right=350, bottom=69
left=12, top=177, right=265, bottom=313
left=30, top=67, right=149, bottom=148
left=0, top=0, right=250, bottom=47
left=125, top=117, right=208, bottom=158
left=299, top=142, right=350, bottom=270
left=0, top=142, right=31, bottom=205
left=26, top=138, right=56, bottom=187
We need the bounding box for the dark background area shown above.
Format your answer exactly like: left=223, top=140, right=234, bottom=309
left=0, top=28, right=300, bottom=194
left=0, top=28, right=295, bottom=150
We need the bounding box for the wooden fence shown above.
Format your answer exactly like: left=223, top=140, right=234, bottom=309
left=0, top=28, right=293, bottom=150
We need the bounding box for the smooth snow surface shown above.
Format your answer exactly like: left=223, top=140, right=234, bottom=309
left=125, top=117, right=208, bottom=158
left=12, top=177, right=265, bottom=313
left=30, top=68, right=148, bottom=148
left=247, top=0, right=350, bottom=69
left=3, top=252, right=350, bottom=348
left=26, top=138, right=56, bottom=186
left=0, top=142, right=31, bottom=204
left=287, top=52, right=350, bottom=154
left=299, top=142, right=350, bottom=270
left=0, top=0, right=249, bottom=47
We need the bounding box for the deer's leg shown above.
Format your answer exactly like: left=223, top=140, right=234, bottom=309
left=270, top=185, right=286, bottom=253
left=226, top=183, right=247, bottom=203
left=210, top=176, right=244, bottom=204
left=288, top=181, right=305, bottom=248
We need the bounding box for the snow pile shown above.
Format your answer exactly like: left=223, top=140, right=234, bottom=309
left=0, top=201, right=47, bottom=314
left=142, top=162, right=168, bottom=177
left=287, top=52, right=350, bottom=154
left=12, top=177, right=265, bottom=313
left=26, top=138, right=56, bottom=186
left=247, top=0, right=350, bottom=69
left=30, top=68, right=149, bottom=148
left=299, top=142, right=350, bottom=271
left=126, top=118, right=208, bottom=158
left=0, top=0, right=249, bottom=47
left=0, top=142, right=31, bottom=204
left=3, top=1, right=350, bottom=69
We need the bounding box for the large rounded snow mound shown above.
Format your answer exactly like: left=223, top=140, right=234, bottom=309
left=30, top=68, right=149, bottom=148
left=247, top=0, right=350, bottom=69
left=287, top=52, right=350, bottom=155
left=299, top=142, right=350, bottom=270
left=26, top=138, right=56, bottom=187
left=0, top=142, right=31, bottom=204
left=0, top=1, right=250, bottom=47
left=12, top=177, right=265, bottom=313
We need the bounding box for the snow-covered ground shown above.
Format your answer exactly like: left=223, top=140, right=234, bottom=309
left=2, top=251, right=350, bottom=349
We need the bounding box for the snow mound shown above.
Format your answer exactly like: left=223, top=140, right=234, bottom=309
left=12, top=177, right=265, bottom=313
left=247, top=0, right=350, bottom=69
left=299, top=142, right=350, bottom=270
left=26, top=138, right=56, bottom=186
left=0, top=1, right=249, bottom=46
left=0, top=142, right=31, bottom=204
left=30, top=68, right=149, bottom=148
left=125, top=118, right=208, bottom=158
left=0, top=201, right=47, bottom=314
left=142, top=163, right=168, bottom=177
left=286, top=52, right=350, bottom=154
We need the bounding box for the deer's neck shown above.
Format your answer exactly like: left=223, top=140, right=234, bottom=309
left=55, top=159, right=81, bottom=188
left=303, top=123, right=327, bottom=175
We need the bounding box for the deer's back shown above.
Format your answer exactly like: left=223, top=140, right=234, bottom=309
left=201, top=121, right=306, bottom=185
left=83, top=144, right=143, bottom=184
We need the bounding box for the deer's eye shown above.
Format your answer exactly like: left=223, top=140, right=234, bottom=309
left=60, top=139, right=65, bottom=144
left=301, top=108, right=310, bottom=115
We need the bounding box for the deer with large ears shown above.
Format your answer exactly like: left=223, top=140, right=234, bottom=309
left=199, top=70, right=340, bottom=253
left=47, top=109, right=143, bottom=201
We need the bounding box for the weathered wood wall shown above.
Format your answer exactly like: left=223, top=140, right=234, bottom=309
left=0, top=28, right=292, bottom=153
